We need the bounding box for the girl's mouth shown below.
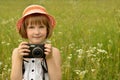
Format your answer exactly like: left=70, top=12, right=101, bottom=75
left=33, top=36, right=41, bottom=38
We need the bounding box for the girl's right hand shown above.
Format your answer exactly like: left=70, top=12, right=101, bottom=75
left=16, top=42, right=30, bottom=59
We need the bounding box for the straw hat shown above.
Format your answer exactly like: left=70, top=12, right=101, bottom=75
left=16, top=5, right=56, bottom=30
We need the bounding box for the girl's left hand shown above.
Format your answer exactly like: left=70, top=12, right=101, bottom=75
left=44, top=44, right=53, bottom=59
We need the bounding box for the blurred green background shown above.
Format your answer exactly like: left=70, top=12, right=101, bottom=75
left=0, top=0, right=120, bottom=80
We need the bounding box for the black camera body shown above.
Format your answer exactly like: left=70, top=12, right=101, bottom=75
left=23, top=44, right=45, bottom=58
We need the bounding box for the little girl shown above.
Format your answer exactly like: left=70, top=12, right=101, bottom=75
left=10, top=5, right=61, bottom=80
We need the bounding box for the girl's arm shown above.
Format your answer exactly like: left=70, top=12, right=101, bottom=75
left=10, top=42, right=29, bottom=80
left=10, top=48, right=23, bottom=80
left=45, top=44, right=61, bottom=80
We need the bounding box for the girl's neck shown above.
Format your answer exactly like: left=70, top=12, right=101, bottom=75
left=28, top=39, right=51, bottom=44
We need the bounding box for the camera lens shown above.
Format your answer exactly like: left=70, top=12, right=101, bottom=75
left=32, top=47, right=44, bottom=58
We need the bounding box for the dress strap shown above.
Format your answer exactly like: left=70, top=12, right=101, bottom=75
left=41, top=59, right=48, bottom=80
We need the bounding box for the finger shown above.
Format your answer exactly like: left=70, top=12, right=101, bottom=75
left=44, top=47, right=53, bottom=58
left=20, top=45, right=29, bottom=49
left=44, top=44, right=52, bottom=52
left=44, top=51, right=52, bottom=58
left=18, top=48, right=30, bottom=54
left=44, top=48, right=52, bottom=53
left=21, top=42, right=29, bottom=45
left=20, top=53, right=29, bottom=56
left=44, top=52, right=49, bottom=55
left=44, top=44, right=52, bottom=49
left=18, top=43, right=29, bottom=50
left=19, top=42, right=29, bottom=46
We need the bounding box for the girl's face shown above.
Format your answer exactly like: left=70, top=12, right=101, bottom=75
left=26, top=23, right=47, bottom=44
left=24, top=14, right=50, bottom=44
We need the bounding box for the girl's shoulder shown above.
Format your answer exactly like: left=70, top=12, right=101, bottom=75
left=12, top=48, right=19, bottom=57
left=13, top=48, right=18, bottom=52
left=52, top=47, right=60, bottom=54
left=12, top=48, right=18, bottom=56
left=52, top=47, right=61, bottom=58
left=52, top=47, right=61, bottom=64
left=52, top=47, right=61, bottom=59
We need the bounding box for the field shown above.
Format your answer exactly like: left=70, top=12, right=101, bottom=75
left=0, top=0, right=120, bottom=80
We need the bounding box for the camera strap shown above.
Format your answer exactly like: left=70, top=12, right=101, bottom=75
left=22, top=59, right=29, bottom=75
left=22, top=61, right=25, bottom=75
left=41, top=58, right=48, bottom=80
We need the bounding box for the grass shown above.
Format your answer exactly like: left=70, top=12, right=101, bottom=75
left=0, top=0, right=120, bottom=80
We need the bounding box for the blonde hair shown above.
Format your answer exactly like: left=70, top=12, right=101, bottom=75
left=19, top=13, right=53, bottom=39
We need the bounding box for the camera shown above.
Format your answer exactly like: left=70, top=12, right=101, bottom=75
left=23, top=44, right=45, bottom=58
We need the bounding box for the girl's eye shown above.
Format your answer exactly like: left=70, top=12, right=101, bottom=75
left=39, top=26, right=45, bottom=28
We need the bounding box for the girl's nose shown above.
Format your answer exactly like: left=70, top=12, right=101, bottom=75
left=34, top=28, right=40, bottom=34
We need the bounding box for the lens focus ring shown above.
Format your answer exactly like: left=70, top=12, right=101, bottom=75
left=32, top=47, right=44, bottom=58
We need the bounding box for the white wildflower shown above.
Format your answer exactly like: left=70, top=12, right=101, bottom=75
left=78, top=55, right=82, bottom=58
left=8, top=68, right=11, bottom=72
left=18, top=39, right=23, bottom=42
left=97, top=49, right=107, bottom=54
left=45, top=40, right=51, bottom=44
left=76, top=49, right=84, bottom=55
left=79, top=70, right=88, bottom=79
left=108, top=39, right=113, bottom=44
left=91, top=69, right=96, bottom=72
left=6, top=43, right=10, bottom=46
left=97, top=43, right=103, bottom=48
left=1, top=41, right=6, bottom=44
left=69, top=43, right=75, bottom=48
left=58, top=32, right=62, bottom=34
left=67, top=54, right=72, bottom=60
left=80, top=70, right=88, bottom=75
left=74, top=70, right=81, bottom=74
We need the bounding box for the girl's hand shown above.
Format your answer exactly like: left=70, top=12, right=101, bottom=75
left=16, top=42, right=30, bottom=59
left=44, top=44, right=52, bottom=59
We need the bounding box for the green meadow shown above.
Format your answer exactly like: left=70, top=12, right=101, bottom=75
left=0, top=0, right=120, bottom=80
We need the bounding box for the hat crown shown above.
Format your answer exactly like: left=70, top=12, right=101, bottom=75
left=23, top=5, right=47, bottom=16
